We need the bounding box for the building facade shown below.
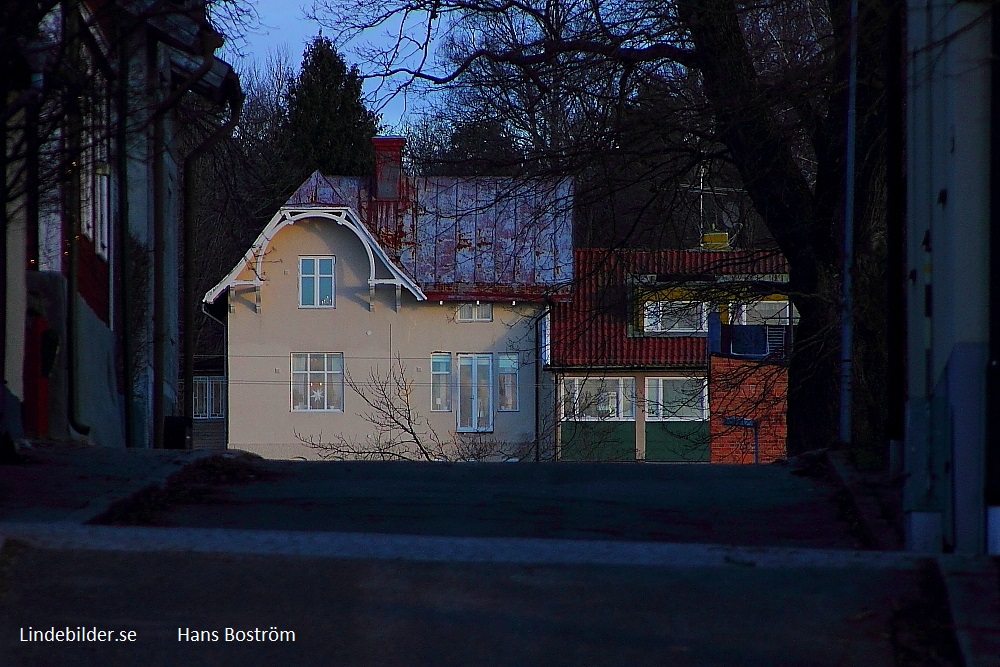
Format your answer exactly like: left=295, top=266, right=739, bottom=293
left=204, top=140, right=573, bottom=460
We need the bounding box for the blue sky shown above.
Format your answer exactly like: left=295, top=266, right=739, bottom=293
left=223, top=0, right=410, bottom=128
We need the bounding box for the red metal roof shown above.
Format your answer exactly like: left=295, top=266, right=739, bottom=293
left=284, top=172, right=573, bottom=301
left=549, top=248, right=788, bottom=369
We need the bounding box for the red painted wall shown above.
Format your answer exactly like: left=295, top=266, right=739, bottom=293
left=708, top=355, right=787, bottom=463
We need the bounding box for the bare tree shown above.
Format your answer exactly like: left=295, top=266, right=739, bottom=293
left=308, top=0, right=890, bottom=459
left=294, top=355, right=531, bottom=461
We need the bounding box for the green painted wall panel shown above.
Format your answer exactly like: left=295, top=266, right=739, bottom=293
left=559, top=421, right=636, bottom=461
left=645, top=422, right=709, bottom=462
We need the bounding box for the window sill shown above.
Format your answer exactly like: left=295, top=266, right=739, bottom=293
left=291, top=408, right=345, bottom=413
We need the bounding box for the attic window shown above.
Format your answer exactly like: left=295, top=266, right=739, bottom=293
left=643, top=300, right=707, bottom=333
left=457, top=302, right=493, bottom=322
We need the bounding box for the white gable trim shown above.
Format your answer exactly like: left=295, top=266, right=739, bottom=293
left=203, top=206, right=426, bottom=305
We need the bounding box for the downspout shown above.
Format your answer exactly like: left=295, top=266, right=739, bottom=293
left=985, top=6, right=1000, bottom=554
left=839, top=0, right=860, bottom=447
left=64, top=5, right=91, bottom=437
left=183, top=87, right=242, bottom=447
left=117, top=33, right=134, bottom=446
left=884, top=0, right=906, bottom=474
left=535, top=309, right=546, bottom=462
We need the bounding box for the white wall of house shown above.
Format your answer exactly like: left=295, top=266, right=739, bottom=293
left=225, top=216, right=544, bottom=460
left=905, top=0, right=992, bottom=553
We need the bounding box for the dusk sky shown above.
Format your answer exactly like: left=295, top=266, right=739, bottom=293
left=226, top=0, right=411, bottom=128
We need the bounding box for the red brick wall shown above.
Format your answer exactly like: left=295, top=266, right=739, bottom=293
left=76, top=236, right=110, bottom=324
left=708, top=355, right=787, bottom=463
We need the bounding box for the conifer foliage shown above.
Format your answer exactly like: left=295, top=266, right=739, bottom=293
left=283, top=35, right=380, bottom=179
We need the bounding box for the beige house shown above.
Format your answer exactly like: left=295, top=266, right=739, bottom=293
left=203, top=138, right=572, bottom=460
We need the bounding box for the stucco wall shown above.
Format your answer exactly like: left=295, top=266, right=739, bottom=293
left=226, top=217, right=543, bottom=460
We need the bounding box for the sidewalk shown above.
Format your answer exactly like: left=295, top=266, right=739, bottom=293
left=0, top=442, right=995, bottom=666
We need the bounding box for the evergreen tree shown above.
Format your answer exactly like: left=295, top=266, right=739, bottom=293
left=282, top=36, right=380, bottom=178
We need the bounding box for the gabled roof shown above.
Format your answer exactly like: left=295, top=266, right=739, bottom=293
left=549, top=248, right=789, bottom=369
left=205, top=170, right=574, bottom=305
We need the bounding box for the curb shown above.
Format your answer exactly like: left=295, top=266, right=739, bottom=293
left=57, top=449, right=220, bottom=524
left=938, top=556, right=1000, bottom=667
left=824, top=450, right=901, bottom=551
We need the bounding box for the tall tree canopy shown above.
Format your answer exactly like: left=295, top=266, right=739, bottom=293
left=283, top=35, right=380, bottom=178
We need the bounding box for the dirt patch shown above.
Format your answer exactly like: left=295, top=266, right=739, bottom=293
left=89, top=453, right=278, bottom=526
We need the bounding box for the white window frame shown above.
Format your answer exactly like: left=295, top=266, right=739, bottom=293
left=645, top=377, right=708, bottom=421
left=431, top=353, right=452, bottom=412
left=93, top=165, right=110, bottom=260
left=538, top=311, right=551, bottom=365
left=456, top=353, right=493, bottom=432
left=498, top=353, right=519, bottom=412
left=643, top=300, right=707, bottom=333
left=290, top=352, right=345, bottom=412
left=193, top=376, right=226, bottom=420
left=732, top=300, right=796, bottom=326
left=457, top=302, right=493, bottom=322
left=562, top=377, right=636, bottom=421
left=298, top=256, right=336, bottom=308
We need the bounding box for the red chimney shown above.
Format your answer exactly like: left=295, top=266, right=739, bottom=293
left=372, top=136, right=405, bottom=200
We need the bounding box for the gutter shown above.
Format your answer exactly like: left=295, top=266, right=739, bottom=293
left=64, top=5, right=91, bottom=438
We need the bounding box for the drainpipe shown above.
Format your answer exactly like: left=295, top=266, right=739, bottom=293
left=117, top=35, right=135, bottom=446
left=182, top=87, right=242, bottom=447
left=64, top=6, right=91, bottom=438
left=884, top=0, right=906, bottom=475
left=985, top=6, right=1000, bottom=554
left=839, top=0, right=860, bottom=448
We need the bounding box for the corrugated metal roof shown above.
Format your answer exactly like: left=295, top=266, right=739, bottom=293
left=549, top=248, right=789, bottom=369
left=284, top=172, right=574, bottom=300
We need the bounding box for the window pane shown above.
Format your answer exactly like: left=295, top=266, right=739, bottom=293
left=193, top=378, right=208, bottom=418
left=622, top=379, right=635, bottom=419
left=318, top=258, right=334, bottom=275
left=579, top=379, right=609, bottom=419
left=646, top=379, right=661, bottom=418
left=499, top=374, right=517, bottom=411
left=210, top=377, right=225, bottom=418
left=747, top=301, right=788, bottom=325
left=499, top=353, right=518, bottom=373
left=327, top=353, right=343, bottom=373
left=458, top=357, right=474, bottom=428
left=300, top=258, right=315, bottom=275
left=477, top=303, right=493, bottom=320
left=292, top=374, right=308, bottom=410
left=300, top=277, right=315, bottom=306
left=292, top=354, right=306, bottom=372
left=326, top=373, right=343, bottom=410
left=318, top=276, right=333, bottom=306
left=431, top=354, right=451, bottom=373
left=308, top=354, right=325, bottom=371
left=308, top=378, right=326, bottom=410
left=659, top=378, right=705, bottom=420
left=458, top=304, right=474, bottom=321
left=476, top=356, right=492, bottom=429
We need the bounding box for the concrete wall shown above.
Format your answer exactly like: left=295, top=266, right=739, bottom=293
left=226, top=217, right=544, bottom=460
left=904, top=0, right=991, bottom=552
